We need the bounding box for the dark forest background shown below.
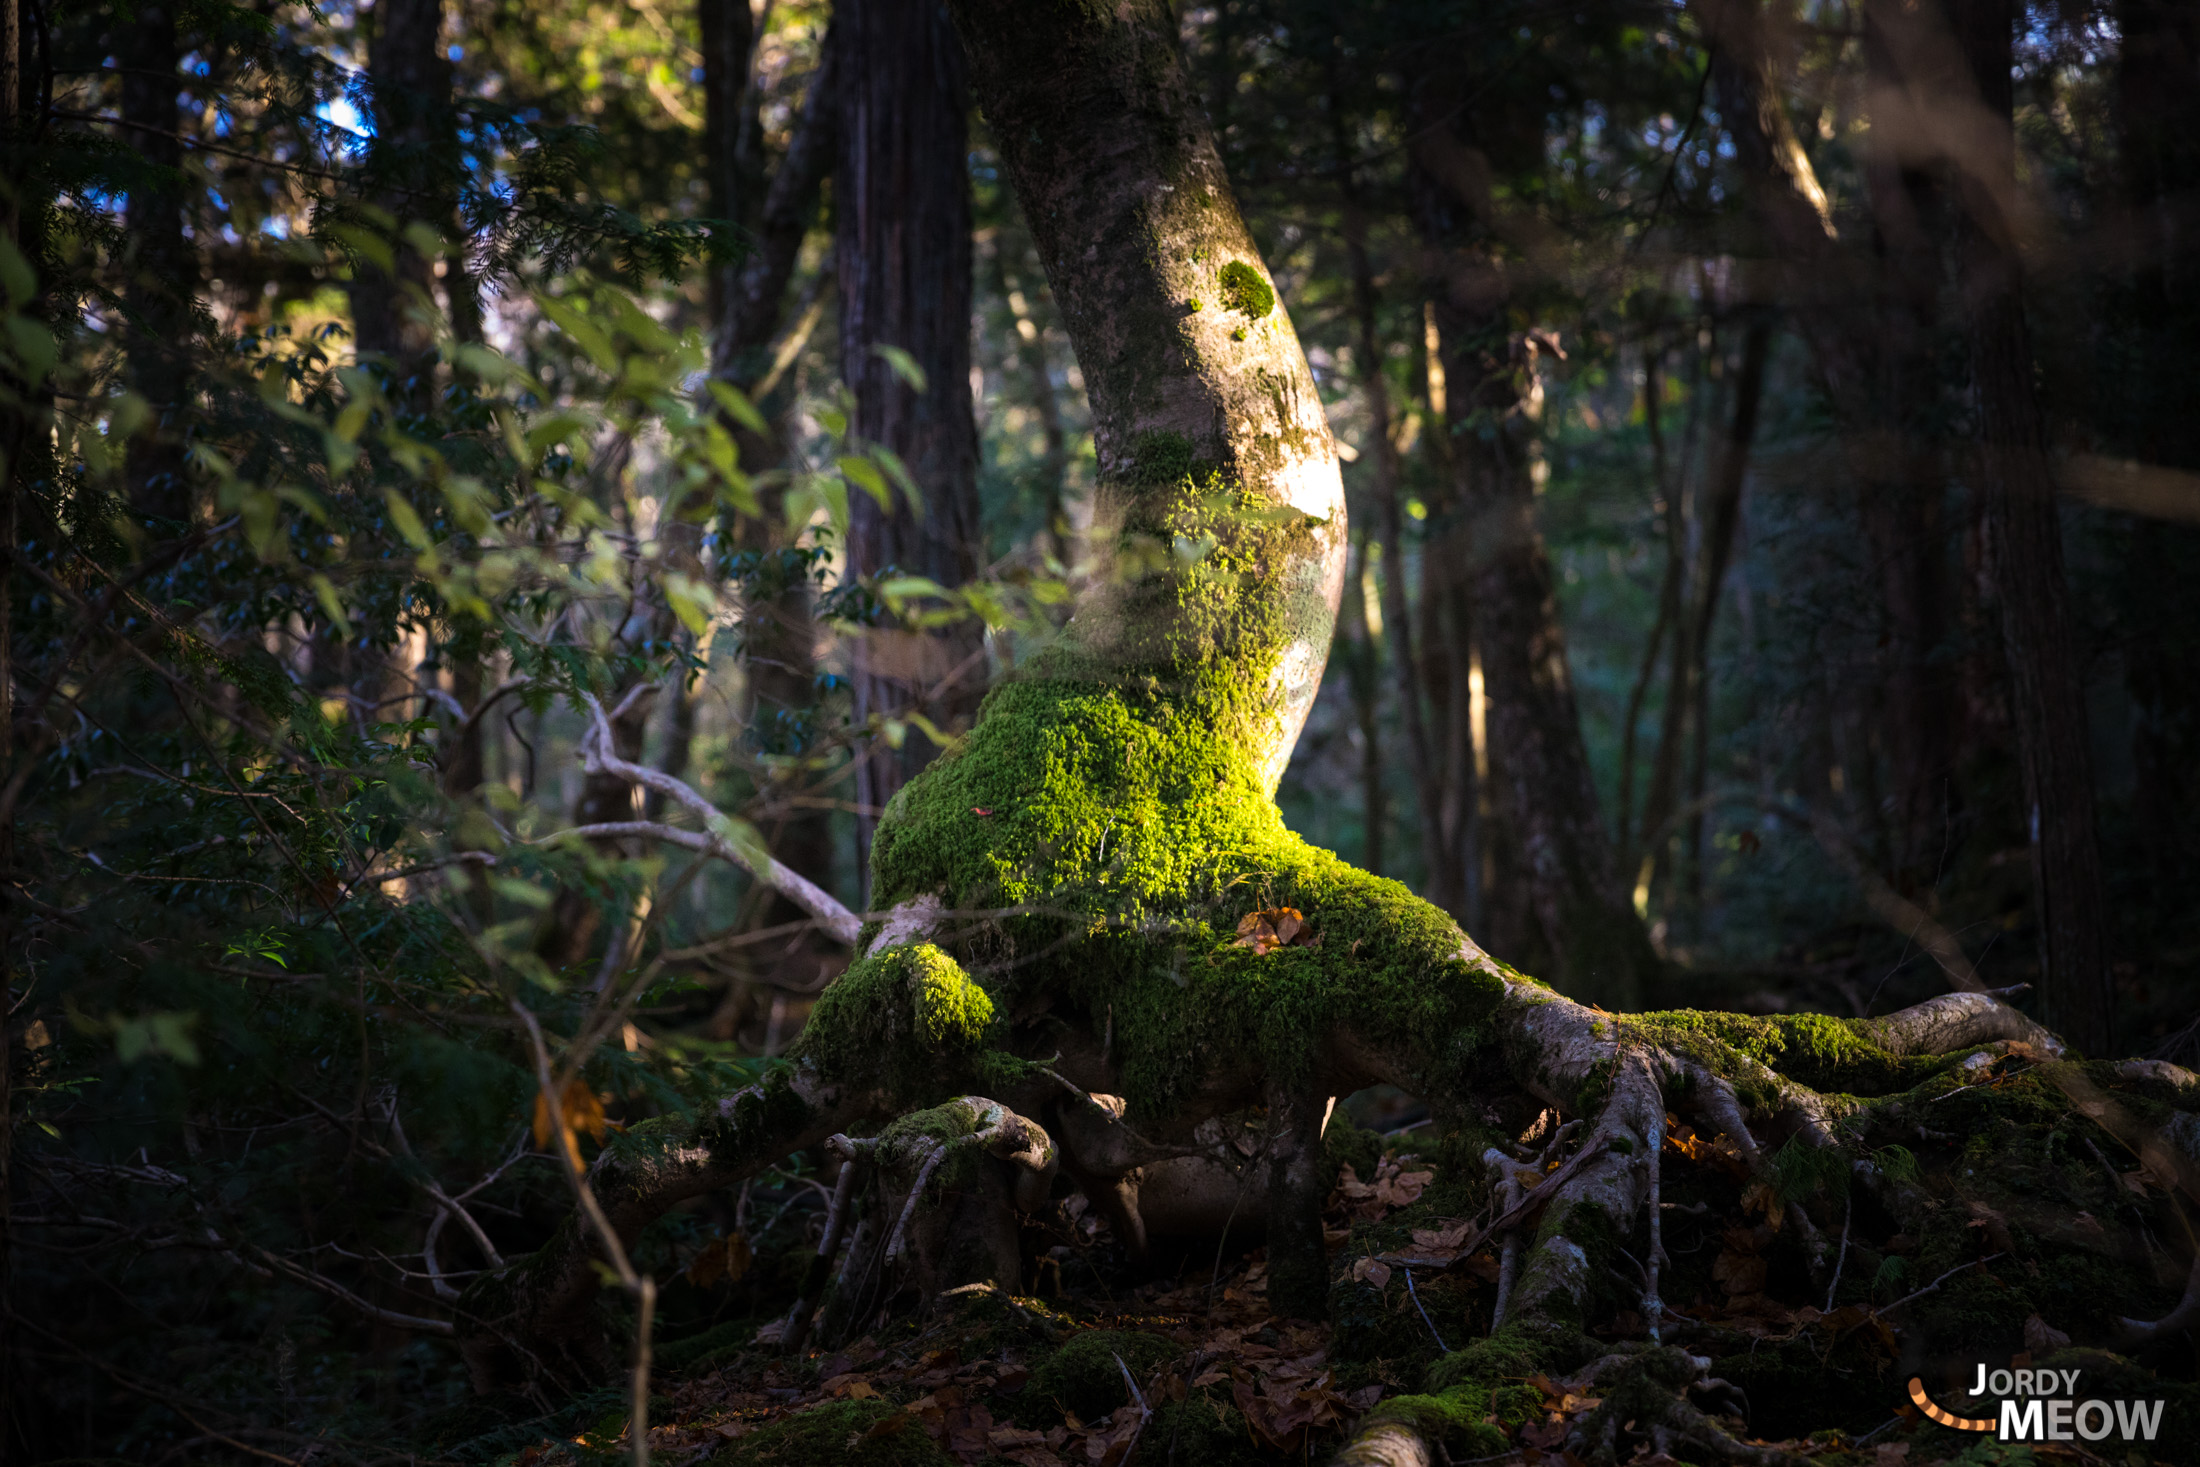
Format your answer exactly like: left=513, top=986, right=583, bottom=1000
left=0, top=0, right=2196, bottom=1459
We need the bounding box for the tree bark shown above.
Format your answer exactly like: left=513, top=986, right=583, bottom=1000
left=1413, top=139, right=1657, bottom=1006
left=1682, top=315, right=1771, bottom=907
left=2112, top=0, right=2200, bottom=919
left=119, top=3, right=194, bottom=528
left=353, top=0, right=451, bottom=392
left=705, top=15, right=843, bottom=989
left=1949, top=0, right=2113, bottom=1055
left=837, top=0, right=987, bottom=880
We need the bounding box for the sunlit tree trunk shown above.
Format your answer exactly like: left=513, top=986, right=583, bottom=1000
left=836, top=0, right=986, bottom=883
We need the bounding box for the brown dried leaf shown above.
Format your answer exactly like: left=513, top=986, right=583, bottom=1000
left=1712, top=1248, right=1768, bottom=1296
left=685, top=1232, right=753, bottom=1289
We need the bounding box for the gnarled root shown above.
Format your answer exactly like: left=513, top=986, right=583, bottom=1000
left=800, top=1096, right=1056, bottom=1347
left=457, top=1059, right=876, bottom=1392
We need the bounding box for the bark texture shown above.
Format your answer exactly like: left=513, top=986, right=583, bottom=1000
left=1949, top=0, right=2112, bottom=1056
left=353, top=0, right=452, bottom=390
left=944, top=0, right=1348, bottom=789
left=1407, top=111, right=1656, bottom=1006
left=837, top=0, right=987, bottom=872
left=119, top=3, right=195, bottom=527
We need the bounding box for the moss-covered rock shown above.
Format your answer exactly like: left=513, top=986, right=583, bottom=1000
left=1022, top=1328, right=1180, bottom=1424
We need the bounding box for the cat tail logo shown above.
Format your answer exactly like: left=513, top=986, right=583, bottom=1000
left=1909, top=1378, right=1994, bottom=1432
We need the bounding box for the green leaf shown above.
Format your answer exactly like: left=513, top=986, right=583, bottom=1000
left=537, top=293, right=619, bottom=372
left=871, top=343, right=929, bottom=393
left=384, top=491, right=434, bottom=550
left=706, top=379, right=768, bottom=435
left=837, top=454, right=892, bottom=509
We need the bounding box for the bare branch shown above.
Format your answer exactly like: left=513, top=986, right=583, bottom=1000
left=573, top=693, right=861, bottom=945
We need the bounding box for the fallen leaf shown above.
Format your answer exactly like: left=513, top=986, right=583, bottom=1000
left=1712, top=1248, right=1768, bottom=1296
left=1350, top=1257, right=1393, bottom=1290
left=1233, top=907, right=1316, bottom=954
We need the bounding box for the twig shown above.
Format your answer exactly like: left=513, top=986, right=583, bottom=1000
left=1446, top=1137, right=1610, bottom=1281
left=884, top=1143, right=950, bottom=1264
left=1872, top=1253, right=2002, bottom=1320
left=1402, top=1265, right=1450, bottom=1352
left=512, top=1000, right=655, bottom=1467
left=1825, top=1193, right=1850, bottom=1313
left=576, top=693, right=860, bottom=945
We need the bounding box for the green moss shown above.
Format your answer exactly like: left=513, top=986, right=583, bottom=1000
left=1023, top=1329, right=1179, bottom=1424
left=711, top=1399, right=953, bottom=1467
left=1321, top=1113, right=1383, bottom=1185
left=1357, top=1393, right=1511, bottom=1458
left=1144, top=1397, right=1264, bottom=1467
left=1626, top=1009, right=1958, bottom=1098
left=861, top=469, right=1500, bottom=1121
left=794, top=945, right=1009, bottom=1100
left=1216, top=260, right=1275, bottom=319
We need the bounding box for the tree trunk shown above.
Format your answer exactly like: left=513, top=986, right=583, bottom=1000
left=990, top=223, right=1072, bottom=566
left=1949, top=0, right=2113, bottom=1055
left=1413, top=147, right=1656, bottom=1005
left=1342, top=182, right=1446, bottom=907
left=1617, top=345, right=1679, bottom=873
left=1341, top=529, right=1385, bottom=875
left=119, top=3, right=194, bottom=528
left=705, top=13, right=843, bottom=986
left=353, top=0, right=451, bottom=391
left=1682, top=315, right=1771, bottom=909
left=2112, top=0, right=2200, bottom=920
left=836, top=0, right=987, bottom=881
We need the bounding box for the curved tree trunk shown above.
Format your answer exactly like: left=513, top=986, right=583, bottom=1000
left=457, top=3, right=2196, bottom=1423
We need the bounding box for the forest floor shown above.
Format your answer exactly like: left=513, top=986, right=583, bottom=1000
left=470, top=1091, right=2187, bottom=1467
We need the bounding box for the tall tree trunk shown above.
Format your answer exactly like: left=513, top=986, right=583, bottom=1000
left=941, top=0, right=1346, bottom=1313
left=1949, top=0, right=2112, bottom=1054
left=2112, top=0, right=2200, bottom=918
left=1718, top=0, right=1965, bottom=893
left=706, top=30, right=842, bottom=989
left=1617, top=345, right=1679, bottom=874
left=990, top=224, right=1070, bottom=566
left=1339, top=155, right=1447, bottom=907
left=1857, top=0, right=1963, bottom=888
left=353, top=0, right=450, bottom=393
left=1341, top=530, right=1384, bottom=875
left=837, top=0, right=986, bottom=887
left=1418, top=214, right=1657, bottom=1006
left=119, top=3, right=194, bottom=528
left=1681, top=315, right=1771, bottom=908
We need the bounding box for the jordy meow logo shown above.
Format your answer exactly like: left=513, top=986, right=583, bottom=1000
left=1908, top=1365, right=2165, bottom=1443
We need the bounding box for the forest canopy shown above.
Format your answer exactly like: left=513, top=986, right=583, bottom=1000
left=2, top=0, right=2199, bottom=1465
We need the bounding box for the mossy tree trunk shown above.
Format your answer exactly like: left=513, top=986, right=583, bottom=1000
left=459, top=6, right=2200, bottom=1443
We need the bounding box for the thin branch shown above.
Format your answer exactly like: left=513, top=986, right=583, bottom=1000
left=510, top=1000, right=655, bottom=1467
left=575, top=692, right=860, bottom=945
